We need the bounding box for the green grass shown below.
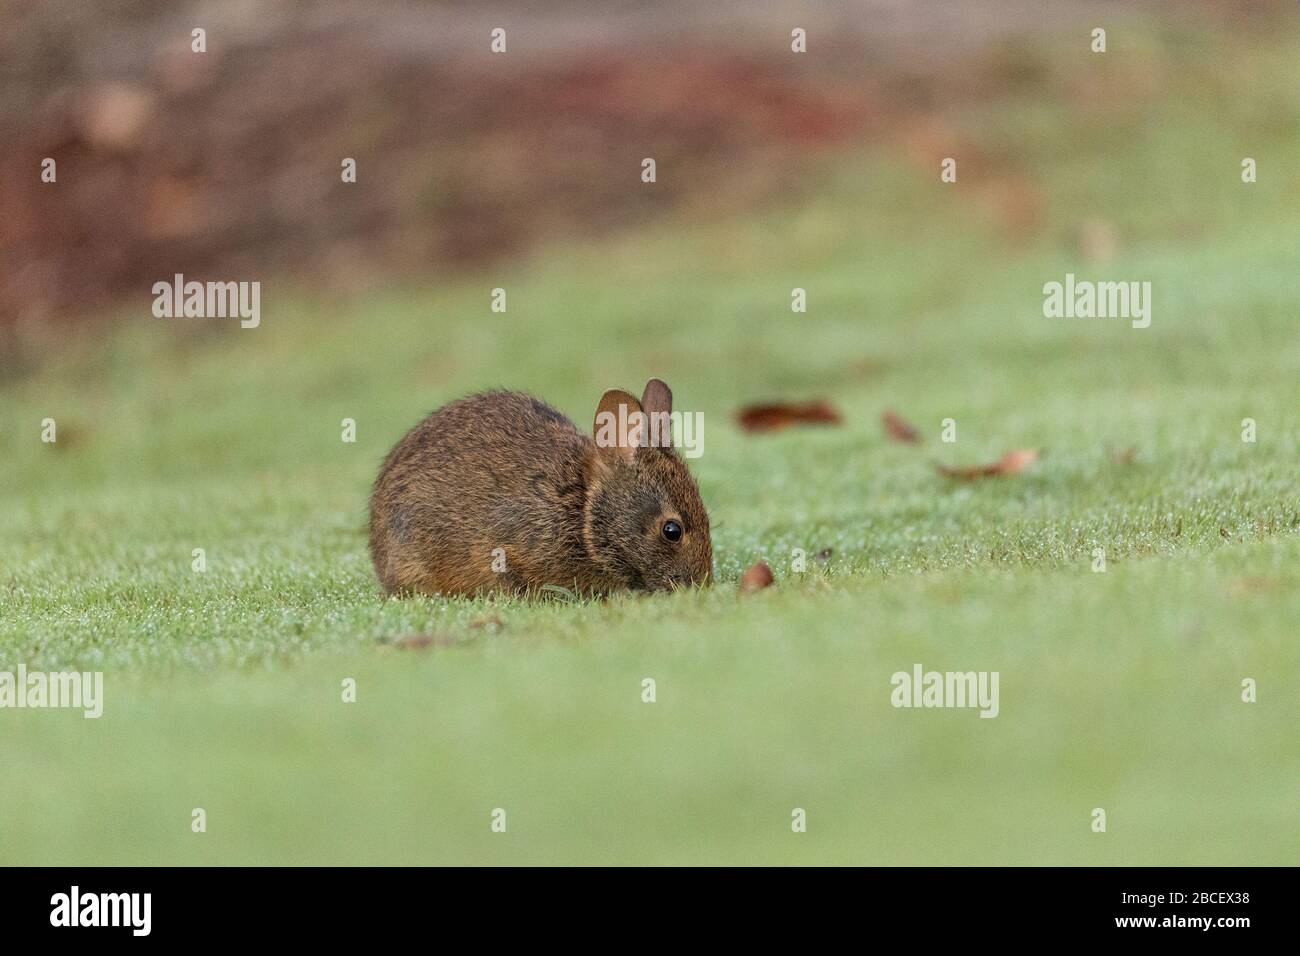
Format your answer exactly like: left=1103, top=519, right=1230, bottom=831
left=1, top=19, right=1298, bottom=864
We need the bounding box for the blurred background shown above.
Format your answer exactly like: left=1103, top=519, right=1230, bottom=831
left=5, top=0, right=1258, bottom=332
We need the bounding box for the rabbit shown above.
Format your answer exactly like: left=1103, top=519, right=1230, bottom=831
left=369, top=378, right=713, bottom=597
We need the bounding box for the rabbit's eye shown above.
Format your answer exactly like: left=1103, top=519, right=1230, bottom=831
left=661, top=520, right=683, bottom=543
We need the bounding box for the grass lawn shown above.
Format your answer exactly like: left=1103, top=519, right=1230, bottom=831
left=1, top=19, right=1297, bottom=864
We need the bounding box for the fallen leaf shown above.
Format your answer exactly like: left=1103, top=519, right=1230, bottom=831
left=936, top=448, right=1039, bottom=480
left=738, top=561, right=774, bottom=593
left=736, top=400, right=842, bottom=432
left=882, top=408, right=921, bottom=444
left=468, top=614, right=504, bottom=632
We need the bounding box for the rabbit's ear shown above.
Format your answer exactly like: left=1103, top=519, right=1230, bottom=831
left=593, top=389, right=645, bottom=463
left=640, top=378, right=673, bottom=448
left=641, top=379, right=672, bottom=416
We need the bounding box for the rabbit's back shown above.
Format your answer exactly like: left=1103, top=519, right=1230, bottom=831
left=369, top=391, right=598, bottom=595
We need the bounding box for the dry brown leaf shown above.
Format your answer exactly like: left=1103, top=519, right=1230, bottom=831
left=882, top=408, right=921, bottom=444
left=736, top=400, right=842, bottom=433
left=738, top=561, right=774, bottom=594
left=936, top=448, right=1039, bottom=480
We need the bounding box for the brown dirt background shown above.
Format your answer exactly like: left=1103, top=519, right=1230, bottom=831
left=0, top=0, right=1227, bottom=327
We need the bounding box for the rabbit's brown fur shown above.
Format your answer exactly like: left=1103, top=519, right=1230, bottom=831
left=369, top=380, right=712, bottom=597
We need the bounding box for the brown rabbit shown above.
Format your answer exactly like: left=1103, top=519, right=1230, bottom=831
left=369, top=379, right=713, bottom=597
